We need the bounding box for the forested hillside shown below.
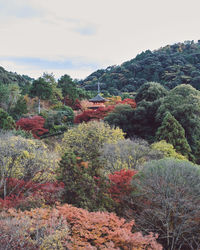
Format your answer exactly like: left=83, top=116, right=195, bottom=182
left=80, top=40, right=200, bottom=94
left=0, top=66, right=33, bottom=94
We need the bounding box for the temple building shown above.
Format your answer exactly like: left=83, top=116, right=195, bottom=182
left=88, top=82, right=108, bottom=109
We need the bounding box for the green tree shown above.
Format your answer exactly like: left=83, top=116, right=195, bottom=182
left=57, top=150, right=114, bottom=211
left=135, top=82, right=168, bottom=103
left=0, top=108, right=15, bottom=130
left=156, top=84, right=200, bottom=161
left=0, top=83, right=10, bottom=109
left=9, top=96, right=28, bottom=120
left=156, top=112, right=191, bottom=158
left=58, top=74, right=78, bottom=103
left=104, top=104, right=134, bottom=137
left=29, top=77, right=53, bottom=114
left=41, top=72, right=63, bottom=104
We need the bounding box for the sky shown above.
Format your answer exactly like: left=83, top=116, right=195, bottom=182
left=0, top=0, right=200, bottom=80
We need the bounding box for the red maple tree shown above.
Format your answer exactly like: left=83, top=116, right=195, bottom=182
left=16, top=116, right=48, bottom=139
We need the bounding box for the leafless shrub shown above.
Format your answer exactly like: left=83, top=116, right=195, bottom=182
left=100, top=138, right=163, bottom=173
left=131, top=158, right=200, bottom=250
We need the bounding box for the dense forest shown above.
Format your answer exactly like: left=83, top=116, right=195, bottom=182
left=1, top=41, right=200, bottom=249
left=80, top=40, right=200, bottom=94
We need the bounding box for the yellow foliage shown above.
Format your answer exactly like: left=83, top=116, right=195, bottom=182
left=151, top=140, right=187, bottom=161
left=0, top=133, right=58, bottom=182
left=60, top=121, right=125, bottom=161
left=105, top=96, right=122, bottom=106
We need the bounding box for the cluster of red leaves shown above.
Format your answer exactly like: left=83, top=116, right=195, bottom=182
left=0, top=204, right=162, bottom=249
left=116, top=98, right=137, bottom=108
left=63, top=97, right=81, bottom=110
left=16, top=115, right=48, bottom=139
left=0, top=178, right=64, bottom=210
left=74, top=105, right=116, bottom=123
left=109, top=169, right=137, bottom=203
left=74, top=98, right=136, bottom=124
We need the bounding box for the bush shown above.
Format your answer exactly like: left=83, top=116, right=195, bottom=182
left=100, top=139, right=163, bottom=173
left=0, top=204, right=162, bottom=249
left=0, top=132, right=58, bottom=201
left=109, top=169, right=137, bottom=215
left=0, top=108, right=15, bottom=130
left=57, top=150, right=114, bottom=211
left=43, top=107, right=74, bottom=133
left=131, top=158, right=200, bottom=249
left=60, top=121, right=125, bottom=165
left=16, top=115, right=48, bottom=139
left=74, top=105, right=115, bottom=123
left=151, top=140, right=187, bottom=160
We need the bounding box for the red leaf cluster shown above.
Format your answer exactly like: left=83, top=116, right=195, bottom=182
left=0, top=178, right=64, bottom=209
left=116, top=98, right=137, bottom=108
left=109, top=169, right=137, bottom=203
left=74, top=105, right=115, bottom=123
left=74, top=98, right=136, bottom=124
left=63, top=97, right=81, bottom=110
left=16, top=116, right=48, bottom=139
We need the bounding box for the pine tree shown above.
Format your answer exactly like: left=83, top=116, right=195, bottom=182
left=156, top=112, right=191, bottom=158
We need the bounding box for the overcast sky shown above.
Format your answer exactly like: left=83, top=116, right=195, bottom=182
left=0, top=0, right=200, bottom=80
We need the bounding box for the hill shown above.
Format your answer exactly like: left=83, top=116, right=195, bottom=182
left=80, top=40, right=200, bottom=94
left=0, top=66, right=34, bottom=94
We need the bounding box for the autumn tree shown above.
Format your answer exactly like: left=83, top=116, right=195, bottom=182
left=0, top=204, right=162, bottom=249
left=60, top=121, right=125, bottom=169
left=57, top=150, right=114, bottom=211
left=151, top=140, right=187, bottom=160
left=0, top=132, right=58, bottom=200
left=16, top=116, right=48, bottom=139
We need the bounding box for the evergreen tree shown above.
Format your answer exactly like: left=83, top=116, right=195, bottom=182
left=29, top=77, right=53, bottom=114
left=156, top=112, right=191, bottom=158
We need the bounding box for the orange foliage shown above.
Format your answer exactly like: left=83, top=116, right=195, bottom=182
left=0, top=204, right=162, bottom=249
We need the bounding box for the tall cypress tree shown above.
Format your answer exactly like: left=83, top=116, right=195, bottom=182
left=156, top=112, right=191, bottom=158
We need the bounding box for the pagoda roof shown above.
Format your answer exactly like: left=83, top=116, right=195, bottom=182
left=89, top=94, right=108, bottom=102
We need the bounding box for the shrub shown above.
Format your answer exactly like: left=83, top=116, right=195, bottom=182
left=16, top=115, right=48, bottom=139
left=131, top=158, right=200, bottom=249
left=0, top=204, right=162, bottom=249
left=60, top=121, right=125, bottom=164
left=0, top=108, right=15, bottom=130
left=0, top=132, right=58, bottom=201
left=43, top=107, right=74, bottom=133
left=151, top=140, right=187, bottom=160
left=109, top=169, right=137, bottom=210
left=100, top=139, right=163, bottom=173
left=0, top=179, right=64, bottom=210
left=74, top=105, right=115, bottom=123
left=57, top=150, right=114, bottom=211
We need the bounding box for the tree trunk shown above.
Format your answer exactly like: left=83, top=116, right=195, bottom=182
left=38, top=98, right=41, bottom=114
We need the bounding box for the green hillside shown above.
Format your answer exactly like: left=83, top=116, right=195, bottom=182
left=80, top=40, right=200, bottom=94
left=0, top=66, right=34, bottom=94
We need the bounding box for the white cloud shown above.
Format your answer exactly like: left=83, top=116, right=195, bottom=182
left=1, top=0, right=200, bottom=79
